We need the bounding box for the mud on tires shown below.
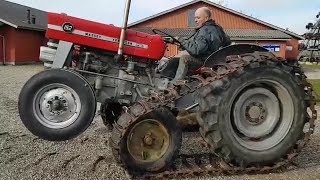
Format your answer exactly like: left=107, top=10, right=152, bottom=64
left=18, top=69, right=96, bottom=141
left=110, top=105, right=182, bottom=172
left=197, top=59, right=307, bottom=166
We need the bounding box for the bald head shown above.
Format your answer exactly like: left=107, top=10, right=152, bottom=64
left=195, top=7, right=212, bottom=28
left=196, top=7, right=212, bottom=18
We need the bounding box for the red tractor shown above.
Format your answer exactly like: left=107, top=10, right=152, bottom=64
left=18, top=0, right=316, bottom=176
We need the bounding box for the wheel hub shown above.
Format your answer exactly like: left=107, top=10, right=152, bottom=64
left=43, top=91, right=72, bottom=117
left=233, top=88, right=280, bottom=139
left=231, top=82, right=295, bottom=151
left=245, top=102, right=266, bottom=125
left=46, top=95, right=69, bottom=115
left=127, top=119, right=170, bottom=162
left=34, top=84, right=81, bottom=129
left=143, top=132, right=154, bottom=146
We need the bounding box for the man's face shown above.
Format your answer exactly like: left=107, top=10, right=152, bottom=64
left=195, top=9, right=209, bottom=28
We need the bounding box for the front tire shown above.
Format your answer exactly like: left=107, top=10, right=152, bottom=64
left=18, top=69, right=96, bottom=141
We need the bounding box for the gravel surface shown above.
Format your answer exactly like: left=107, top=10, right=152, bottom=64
left=0, top=64, right=320, bottom=180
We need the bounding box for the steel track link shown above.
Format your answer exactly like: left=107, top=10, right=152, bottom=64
left=110, top=51, right=317, bottom=179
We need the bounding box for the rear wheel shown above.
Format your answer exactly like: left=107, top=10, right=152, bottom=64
left=18, top=69, right=96, bottom=141
left=110, top=106, right=182, bottom=172
left=198, top=60, right=306, bottom=165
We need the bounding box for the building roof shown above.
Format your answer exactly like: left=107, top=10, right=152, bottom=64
left=0, top=0, right=47, bottom=31
left=129, top=0, right=304, bottom=40
left=226, top=29, right=293, bottom=40
left=132, top=27, right=292, bottom=41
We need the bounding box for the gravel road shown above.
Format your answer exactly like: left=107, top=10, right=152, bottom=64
left=0, top=64, right=320, bottom=180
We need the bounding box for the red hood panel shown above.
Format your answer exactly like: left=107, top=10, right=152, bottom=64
left=46, top=12, right=166, bottom=61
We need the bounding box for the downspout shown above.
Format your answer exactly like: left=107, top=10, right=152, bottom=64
left=0, top=35, right=5, bottom=65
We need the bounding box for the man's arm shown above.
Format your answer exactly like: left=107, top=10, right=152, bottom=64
left=180, top=29, right=209, bottom=56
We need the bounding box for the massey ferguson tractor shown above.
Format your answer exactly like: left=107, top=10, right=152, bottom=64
left=18, top=0, right=317, bottom=177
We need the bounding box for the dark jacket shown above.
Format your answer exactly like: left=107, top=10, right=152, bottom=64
left=180, top=20, right=230, bottom=59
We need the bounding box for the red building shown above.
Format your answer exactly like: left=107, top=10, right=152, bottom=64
left=0, top=0, right=304, bottom=65
left=0, top=0, right=47, bottom=65
left=129, top=0, right=303, bottom=59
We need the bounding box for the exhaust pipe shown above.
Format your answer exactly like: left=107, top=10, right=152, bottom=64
left=116, top=0, right=131, bottom=61
left=27, top=9, right=31, bottom=24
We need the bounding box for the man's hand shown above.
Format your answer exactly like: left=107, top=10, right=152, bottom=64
left=163, top=37, right=175, bottom=44
left=175, top=37, right=186, bottom=50
left=164, top=37, right=182, bottom=46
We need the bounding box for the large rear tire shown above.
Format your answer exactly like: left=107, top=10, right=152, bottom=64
left=197, top=59, right=306, bottom=166
left=18, top=69, right=96, bottom=141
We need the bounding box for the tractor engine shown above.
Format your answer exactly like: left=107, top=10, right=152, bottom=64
left=73, top=49, right=170, bottom=105
left=41, top=40, right=170, bottom=106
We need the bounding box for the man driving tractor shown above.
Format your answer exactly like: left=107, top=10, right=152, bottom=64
left=172, top=6, right=231, bottom=82
left=18, top=0, right=315, bottom=175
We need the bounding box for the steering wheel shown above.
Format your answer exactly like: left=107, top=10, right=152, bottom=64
left=152, top=29, right=182, bottom=46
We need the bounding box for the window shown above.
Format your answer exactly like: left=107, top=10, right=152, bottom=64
left=188, top=9, right=197, bottom=27
left=262, top=45, right=281, bottom=52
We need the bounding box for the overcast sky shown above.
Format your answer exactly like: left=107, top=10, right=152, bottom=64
left=6, top=0, right=320, bottom=35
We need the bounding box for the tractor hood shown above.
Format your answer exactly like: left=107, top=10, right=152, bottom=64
left=45, top=12, right=166, bottom=61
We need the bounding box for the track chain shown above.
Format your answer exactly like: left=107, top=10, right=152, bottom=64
left=111, top=52, right=317, bottom=179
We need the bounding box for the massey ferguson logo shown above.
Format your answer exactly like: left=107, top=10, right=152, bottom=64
left=62, top=22, right=74, bottom=33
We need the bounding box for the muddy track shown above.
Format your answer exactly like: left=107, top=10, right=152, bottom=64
left=110, top=52, right=318, bottom=179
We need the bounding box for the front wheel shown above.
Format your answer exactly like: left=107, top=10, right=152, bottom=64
left=18, top=69, right=96, bottom=141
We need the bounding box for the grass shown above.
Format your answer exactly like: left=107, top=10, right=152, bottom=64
left=308, top=79, right=320, bottom=98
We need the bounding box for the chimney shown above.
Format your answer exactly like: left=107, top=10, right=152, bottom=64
left=31, top=15, right=36, bottom=24
left=27, top=9, right=31, bottom=24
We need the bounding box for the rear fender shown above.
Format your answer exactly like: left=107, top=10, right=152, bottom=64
left=203, top=44, right=271, bottom=67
